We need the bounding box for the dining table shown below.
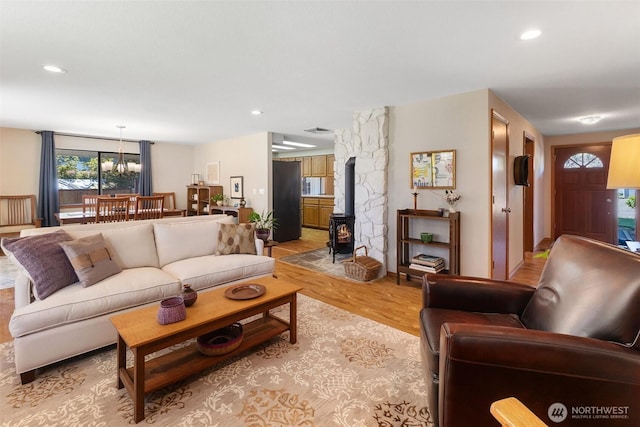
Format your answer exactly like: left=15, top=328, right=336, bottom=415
left=55, top=208, right=186, bottom=225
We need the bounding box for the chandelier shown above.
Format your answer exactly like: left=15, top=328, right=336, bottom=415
left=101, top=125, right=140, bottom=174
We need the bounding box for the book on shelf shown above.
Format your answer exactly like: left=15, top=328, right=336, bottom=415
left=409, top=263, right=445, bottom=273
left=411, top=254, right=445, bottom=267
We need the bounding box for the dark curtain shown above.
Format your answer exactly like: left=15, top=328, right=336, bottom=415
left=139, top=140, right=153, bottom=196
left=38, top=131, right=59, bottom=226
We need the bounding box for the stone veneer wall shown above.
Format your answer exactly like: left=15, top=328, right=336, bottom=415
left=334, top=107, right=389, bottom=275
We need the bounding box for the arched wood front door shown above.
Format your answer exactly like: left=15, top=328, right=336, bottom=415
left=553, top=144, right=616, bottom=243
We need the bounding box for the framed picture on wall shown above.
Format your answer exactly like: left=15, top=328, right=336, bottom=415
left=230, top=176, right=244, bottom=199
left=206, top=162, right=220, bottom=184
left=410, top=149, right=456, bottom=189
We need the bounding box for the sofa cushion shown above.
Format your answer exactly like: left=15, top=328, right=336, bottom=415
left=9, top=267, right=181, bottom=338
left=162, top=254, right=275, bottom=291
left=521, top=234, right=640, bottom=347
left=1, top=230, right=78, bottom=300
left=153, top=216, right=234, bottom=267
left=216, top=223, right=257, bottom=255
left=59, top=233, right=122, bottom=287
left=66, top=222, right=159, bottom=269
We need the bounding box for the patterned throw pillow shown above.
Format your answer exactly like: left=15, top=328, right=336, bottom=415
left=215, top=223, right=257, bottom=255
left=1, top=230, right=78, bottom=299
left=59, top=233, right=122, bottom=287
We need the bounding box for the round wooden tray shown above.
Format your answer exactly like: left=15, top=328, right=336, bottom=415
left=224, top=283, right=266, bottom=300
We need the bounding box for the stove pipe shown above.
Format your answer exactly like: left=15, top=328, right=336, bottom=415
left=345, top=157, right=356, bottom=217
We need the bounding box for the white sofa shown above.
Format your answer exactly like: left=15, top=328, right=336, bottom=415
left=3, top=214, right=275, bottom=383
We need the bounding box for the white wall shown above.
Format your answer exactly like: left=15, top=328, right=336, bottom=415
left=193, top=132, right=271, bottom=215
left=0, top=127, right=194, bottom=209
left=488, top=92, right=544, bottom=275
left=0, top=128, right=41, bottom=195
left=388, top=90, right=491, bottom=277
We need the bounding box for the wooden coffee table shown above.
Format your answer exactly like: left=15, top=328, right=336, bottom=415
left=109, top=276, right=302, bottom=423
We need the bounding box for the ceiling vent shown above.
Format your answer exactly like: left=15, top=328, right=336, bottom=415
left=304, top=127, right=332, bottom=134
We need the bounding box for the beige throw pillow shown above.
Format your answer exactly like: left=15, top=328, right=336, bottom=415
left=216, top=223, right=257, bottom=255
left=59, top=233, right=122, bottom=287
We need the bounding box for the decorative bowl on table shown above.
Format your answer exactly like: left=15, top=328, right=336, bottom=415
left=196, top=323, right=243, bottom=356
left=420, top=232, right=434, bottom=243
left=157, top=296, right=186, bottom=325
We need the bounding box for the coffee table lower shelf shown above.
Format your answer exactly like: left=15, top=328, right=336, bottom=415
left=118, top=316, right=287, bottom=396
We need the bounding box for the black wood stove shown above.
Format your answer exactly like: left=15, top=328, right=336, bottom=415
left=329, top=213, right=355, bottom=263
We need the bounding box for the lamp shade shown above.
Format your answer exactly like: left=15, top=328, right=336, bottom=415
left=607, top=133, right=640, bottom=189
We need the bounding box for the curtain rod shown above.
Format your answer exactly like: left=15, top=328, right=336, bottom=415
left=34, top=131, right=154, bottom=144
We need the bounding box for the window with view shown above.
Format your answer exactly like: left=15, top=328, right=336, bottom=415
left=56, top=149, right=141, bottom=206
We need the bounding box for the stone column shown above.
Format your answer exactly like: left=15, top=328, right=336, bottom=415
left=334, top=107, right=389, bottom=275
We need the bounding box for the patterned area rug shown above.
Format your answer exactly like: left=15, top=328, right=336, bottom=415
left=0, top=294, right=432, bottom=426
left=279, top=248, right=359, bottom=281
left=0, top=255, right=18, bottom=289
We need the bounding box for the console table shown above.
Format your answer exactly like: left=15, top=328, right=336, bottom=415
left=209, top=205, right=253, bottom=223
left=396, top=209, right=460, bottom=283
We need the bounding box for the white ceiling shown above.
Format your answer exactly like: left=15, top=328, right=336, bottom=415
left=1, top=1, right=639, bottom=150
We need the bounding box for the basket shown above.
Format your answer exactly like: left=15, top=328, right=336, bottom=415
left=157, top=297, right=186, bottom=325
left=343, top=245, right=381, bottom=281
left=196, top=323, right=243, bottom=356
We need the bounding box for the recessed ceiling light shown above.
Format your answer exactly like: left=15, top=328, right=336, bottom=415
left=251, top=110, right=263, bottom=115
left=272, top=144, right=295, bottom=150
left=577, top=115, right=603, bottom=125
left=520, top=29, right=541, bottom=40
left=43, top=65, right=66, bottom=73
left=283, top=140, right=316, bottom=148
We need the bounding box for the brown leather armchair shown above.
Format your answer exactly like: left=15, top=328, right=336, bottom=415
left=420, top=234, right=640, bottom=426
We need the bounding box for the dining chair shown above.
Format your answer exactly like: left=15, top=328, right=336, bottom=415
left=0, top=195, right=42, bottom=240
left=134, top=195, right=164, bottom=220
left=115, top=193, right=139, bottom=204
left=95, top=196, right=131, bottom=223
left=152, top=192, right=176, bottom=210
left=82, top=194, right=100, bottom=215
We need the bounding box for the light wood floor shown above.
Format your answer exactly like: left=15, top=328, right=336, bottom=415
left=0, top=228, right=546, bottom=343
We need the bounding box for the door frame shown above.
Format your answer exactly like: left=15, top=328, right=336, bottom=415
left=523, top=132, right=535, bottom=252
left=551, top=141, right=616, bottom=243
left=491, top=110, right=510, bottom=279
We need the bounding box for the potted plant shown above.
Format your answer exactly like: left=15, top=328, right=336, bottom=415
left=248, top=210, right=277, bottom=242
left=211, top=193, right=225, bottom=206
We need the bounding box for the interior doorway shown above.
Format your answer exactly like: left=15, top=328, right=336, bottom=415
left=553, top=143, right=616, bottom=244
left=491, top=110, right=509, bottom=280
left=523, top=133, right=535, bottom=252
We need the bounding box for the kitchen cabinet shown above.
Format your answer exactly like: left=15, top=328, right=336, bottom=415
left=327, top=154, right=335, bottom=175
left=319, top=199, right=334, bottom=229
left=302, top=197, right=334, bottom=229
left=302, top=157, right=312, bottom=177
left=302, top=201, right=319, bottom=228
left=311, top=155, right=327, bottom=177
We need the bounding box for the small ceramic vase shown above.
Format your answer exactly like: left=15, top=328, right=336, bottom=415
left=181, top=284, right=198, bottom=307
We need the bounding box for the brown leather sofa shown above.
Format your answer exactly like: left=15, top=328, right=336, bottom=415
left=420, top=234, right=640, bottom=426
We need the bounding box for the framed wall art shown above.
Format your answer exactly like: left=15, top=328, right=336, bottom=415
left=206, top=162, right=220, bottom=184
left=410, top=149, right=456, bottom=189
left=230, top=176, right=244, bottom=199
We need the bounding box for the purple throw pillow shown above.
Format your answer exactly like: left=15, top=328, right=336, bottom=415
left=2, top=230, right=78, bottom=299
